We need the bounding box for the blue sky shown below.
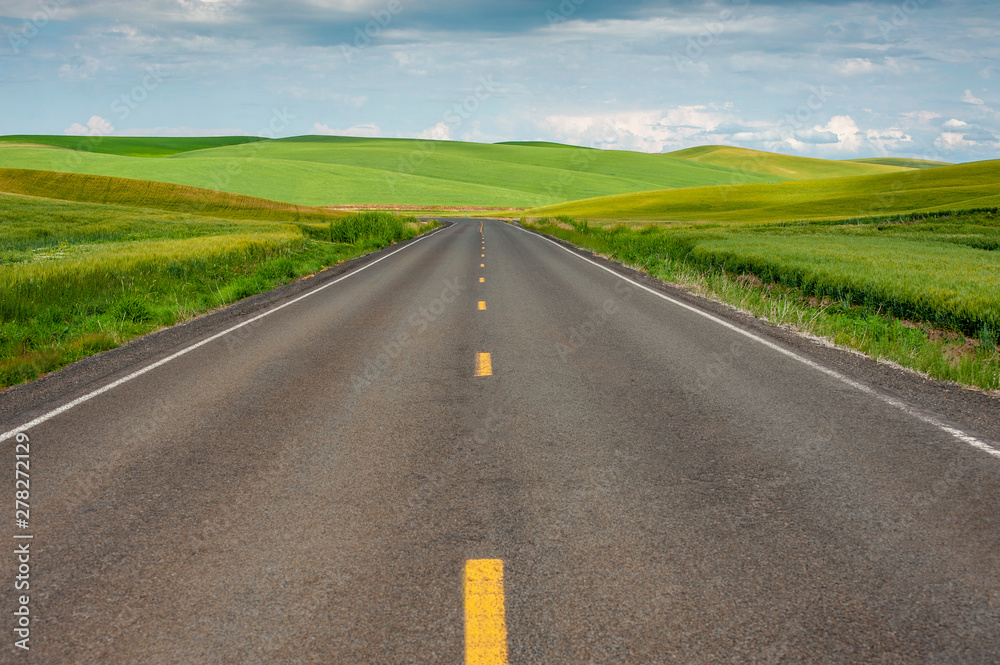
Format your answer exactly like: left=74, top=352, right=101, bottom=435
left=1, top=0, right=998, bottom=161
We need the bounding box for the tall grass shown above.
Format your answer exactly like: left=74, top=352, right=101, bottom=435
left=0, top=193, right=434, bottom=388
left=329, top=211, right=412, bottom=245
left=528, top=211, right=1000, bottom=390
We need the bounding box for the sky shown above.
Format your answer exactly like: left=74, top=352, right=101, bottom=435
left=0, top=0, right=998, bottom=161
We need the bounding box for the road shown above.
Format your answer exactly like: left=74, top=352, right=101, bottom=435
left=2, top=219, right=999, bottom=664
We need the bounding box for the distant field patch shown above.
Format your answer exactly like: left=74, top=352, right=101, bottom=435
left=0, top=135, right=266, bottom=157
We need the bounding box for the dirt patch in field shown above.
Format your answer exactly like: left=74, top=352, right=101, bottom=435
left=945, top=338, right=982, bottom=364
left=737, top=273, right=764, bottom=288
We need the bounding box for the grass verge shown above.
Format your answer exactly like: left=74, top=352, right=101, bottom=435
left=525, top=214, right=1000, bottom=392
left=0, top=193, right=436, bottom=389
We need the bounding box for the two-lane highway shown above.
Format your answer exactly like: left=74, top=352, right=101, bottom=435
left=2, top=219, right=999, bottom=663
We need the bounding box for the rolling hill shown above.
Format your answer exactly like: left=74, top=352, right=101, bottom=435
left=666, top=145, right=913, bottom=180
left=525, top=160, right=1000, bottom=223
left=0, top=136, right=783, bottom=207
left=847, top=157, right=953, bottom=170
left=0, top=168, right=344, bottom=223
left=0, top=135, right=266, bottom=157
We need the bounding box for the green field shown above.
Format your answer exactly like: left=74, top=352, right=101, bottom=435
left=526, top=160, right=1000, bottom=222
left=529, top=211, right=1000, bottom=389
left=0, top=168, right=345, bottom=225
left=0, top=135, right=266, bottom=157
left=848, top=157, right=953, bottom=170
left=666, top=145, right=914, bottom=180
left=0, top=186, right=433, bottom=388
left=0, top=136, right=894, bottom=208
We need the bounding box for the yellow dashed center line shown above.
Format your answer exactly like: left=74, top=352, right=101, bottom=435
left=480, top=277, right=485, bottom=283
left=465, top=559, right=508, bottom=665
left=475, top=353, right=493, bottom=377
left=478, top=301, right=487, bottom=311
left=481, top=263, right=485, bottom=267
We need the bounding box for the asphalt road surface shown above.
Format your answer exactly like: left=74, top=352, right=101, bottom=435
left=2, top=219, right=999, bottom=664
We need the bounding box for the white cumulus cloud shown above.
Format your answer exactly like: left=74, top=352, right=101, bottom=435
left=541, top=106, right=734, bottom=153
left=417, top=122, right=451, bottom=140
left=836, top=58, right=874, bottom=75
left=64, top=116, right=114, bottom=136
left=809, top=115, right=864, bottom=152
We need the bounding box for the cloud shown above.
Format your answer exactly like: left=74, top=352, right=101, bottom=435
left=311, top=122, right=381, bottom=137
left=864, top=128, right=912, bottom=154
left=541, top=105, right=734, bottom=153
left=836, top=58, right=873, bottom=75
left=935, top=132, right=970, bottom=151
left=794, top=129, right=840, bottom=144
left=64, top=116, right=114, bottom=136
left=933, top=129, right=997, bottom=151
left=962, top=129, right=997, bottom=142
left=943, top=118, right=969, bottom=129
left=809, top=115, right=864, bottom=152
left=900, top=110, right=942, bottom=128
left=417, top=122, right=451, bottom=140
left=963, top=89, right=986, bottom=105
left=58, top=55, right=101, bottom=80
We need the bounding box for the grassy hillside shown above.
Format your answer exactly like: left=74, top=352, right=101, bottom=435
left=0, top=189, right=433, bottom=388
left=847, top=157, right=952, bottom=170
left=0, top=135, right=266, bottom=157
left=666, top=145, right=911, bottom=180
left=0, top=136, right=779, bottom=207
left=526, top=160, right=1000, bottom=222
left=0, top=168, right=344, bottom=224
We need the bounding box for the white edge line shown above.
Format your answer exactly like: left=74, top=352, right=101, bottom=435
left=516, top=224, right=1000, bottom=459
left=0, top=226, right=449, bottom=444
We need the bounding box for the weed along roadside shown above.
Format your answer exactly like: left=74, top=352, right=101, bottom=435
left=0, top=199, right=438, bottom=389
left=525, top=213, right=1000, bottom=391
